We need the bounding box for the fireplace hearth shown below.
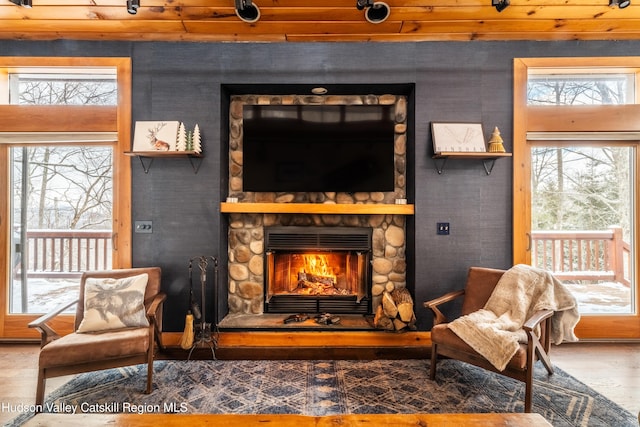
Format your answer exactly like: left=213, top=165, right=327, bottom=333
left=264, top=226, right=372, bottom=315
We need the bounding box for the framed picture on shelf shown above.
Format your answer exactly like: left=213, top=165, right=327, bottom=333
left=132, top=121, right=180, bottom=152
left=431, top=122, right=487, bottom=154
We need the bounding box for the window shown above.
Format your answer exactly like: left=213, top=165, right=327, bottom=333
left=0, top=57, right=132, bottom=339
left=514, top=58, right=640, bottom=339
left=528, top=72, right=634, bottom=105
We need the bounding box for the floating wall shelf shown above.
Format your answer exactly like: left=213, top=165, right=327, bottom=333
left=124, top=151, right=203, bottom=174
left=432, top=152, right=512, bottom=175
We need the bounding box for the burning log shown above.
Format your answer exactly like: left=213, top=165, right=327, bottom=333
left=298, top=271, right=336, bottom=287
left=297, top=271, right=349, bottom=295
left=374, top=287, right=416, bottom=332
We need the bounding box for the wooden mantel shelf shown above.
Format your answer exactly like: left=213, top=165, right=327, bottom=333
left=220, top=202, right=415, bottom=215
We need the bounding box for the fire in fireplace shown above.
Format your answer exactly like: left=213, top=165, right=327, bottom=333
left=264, top=226, right=372, bottom=315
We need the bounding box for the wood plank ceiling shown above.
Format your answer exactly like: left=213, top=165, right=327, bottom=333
left=1, top=0, right=640, bottom=42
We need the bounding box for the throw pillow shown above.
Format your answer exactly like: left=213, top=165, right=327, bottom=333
left=77, top=273, right=150, bottom=333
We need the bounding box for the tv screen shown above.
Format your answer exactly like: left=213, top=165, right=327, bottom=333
left=242, top=104, right=395, bottom=192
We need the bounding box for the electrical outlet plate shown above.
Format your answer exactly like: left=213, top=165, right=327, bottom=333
left=437, top=222, right=450, bottom=235
left=135, top=220, right=153, bottom=233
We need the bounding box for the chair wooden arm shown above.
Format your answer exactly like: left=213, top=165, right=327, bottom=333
left=28, top=299, right=78, bottom=348
left=523, top=309, right=553, bottom=332
left=146, top=292, right=167, bottom=350
left=423, top=289, right=465, bottom=325
left=522, top=309, right=554, bottom=375
left=146, top=292, right=167, bottom=318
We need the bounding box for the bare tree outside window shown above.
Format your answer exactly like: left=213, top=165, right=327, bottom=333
left=10, top=73, right=117, bottom=313
left=527, top=73, right=634, bottom=314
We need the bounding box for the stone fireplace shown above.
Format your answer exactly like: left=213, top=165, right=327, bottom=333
left=222, top=91, right=411, bottom=327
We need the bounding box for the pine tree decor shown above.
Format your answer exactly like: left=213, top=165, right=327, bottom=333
left=176, top=122, right=187, bottom=151
left=193, top=124, right=202, bottom=154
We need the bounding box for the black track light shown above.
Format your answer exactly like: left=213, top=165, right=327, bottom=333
left=492, top=0, right=510, bottom=12
left=235, top=0, right=260, bottom=23
left=126, top=0, right=139, bottom=15
left=9, top=0, right=32, bottom=7
left=356, top=0, right=390, bottom=23
left=609, top=0, right=630, bottom=8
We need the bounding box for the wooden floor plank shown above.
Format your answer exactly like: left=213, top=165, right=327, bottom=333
left=22, top=412, right=553, bottom=426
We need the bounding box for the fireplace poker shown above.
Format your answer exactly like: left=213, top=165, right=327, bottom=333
left=186, top=255, right=219, bottom=360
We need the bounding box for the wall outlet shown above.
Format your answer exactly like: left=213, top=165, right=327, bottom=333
left=437, top=222, right=450, bottom=235
left=135, top=220, right=153, bottom=233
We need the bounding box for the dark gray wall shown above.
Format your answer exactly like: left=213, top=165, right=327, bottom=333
left=2, top=40, right=635, bottom=331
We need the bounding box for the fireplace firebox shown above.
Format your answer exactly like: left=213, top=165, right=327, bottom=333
left=264, top=226, right=372, bottom=315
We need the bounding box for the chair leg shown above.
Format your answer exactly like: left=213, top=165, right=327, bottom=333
left=429, top=343, right=438, bottom=380
left=145, top=347, right=154, bottom=394
left=35, top=369, right=46, bottom=408
left=146, top=361, right=153, bottom=394
left=524, top=367, right=534, bottom=413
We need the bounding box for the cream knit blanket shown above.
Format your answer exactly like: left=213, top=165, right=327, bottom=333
left=447, top=264, right=580, bottom=371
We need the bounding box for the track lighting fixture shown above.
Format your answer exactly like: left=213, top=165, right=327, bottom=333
left=609, top=0, right=630, bottom=8
left=492, top=0, right=510, bottom=12
left=9, top=0, right=32, bottom=7
left=356, top=0, right=390, bottom=24
left=126, top=0, right=139, bottom=14
left=235, top=0, right=260, bottom=23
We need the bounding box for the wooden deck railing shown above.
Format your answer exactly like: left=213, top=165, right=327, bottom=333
left=531, top=226, right=631, bottom=287
left=20, top=229, right=112, bottom=279
left=17, top=227, right=630, bottom=287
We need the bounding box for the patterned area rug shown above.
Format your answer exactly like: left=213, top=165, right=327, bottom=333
left=7, top=359, right=637, bottom=426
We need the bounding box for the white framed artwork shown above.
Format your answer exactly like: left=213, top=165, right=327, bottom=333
left=132, top=121, right=180, bottom=152
left=431, top=122, right=487, bottom=154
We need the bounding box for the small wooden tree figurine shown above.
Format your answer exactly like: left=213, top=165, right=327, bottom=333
left=186, top=131, right=193, bottom=151
left=176, top=122, right=187, bottom=151
left=192, top=124, right=202, bottom=154
left=488, top=126, right=506, bottom=153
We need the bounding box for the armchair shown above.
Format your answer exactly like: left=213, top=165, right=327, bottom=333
left=424, top=266, right=554, bottom=413
left=28, top=267, right=166, bottom=406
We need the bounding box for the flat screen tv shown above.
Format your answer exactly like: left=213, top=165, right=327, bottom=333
left=242, top=104, right=396, bottom=192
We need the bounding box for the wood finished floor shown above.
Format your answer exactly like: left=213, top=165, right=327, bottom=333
left=0, top=342, right=638, bottom=425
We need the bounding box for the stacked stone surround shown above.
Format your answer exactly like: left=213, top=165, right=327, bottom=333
left=226, top=93, right=409, bottom=318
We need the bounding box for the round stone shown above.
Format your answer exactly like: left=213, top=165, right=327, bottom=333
left=275, top=193, right=295, bottom=203
left=372, top=257, right=393, bottom=275
left=235, top=245, right=251, bottom=263
left=249, top=240, right=264, bottom=254
left=248, top=255, right=263, bottom=276
left=229, top=264, right=249, bottom=281
left=385, top=225, right=405, bottom=247
left=230, top=100, right=244, bottom=119
left=250, top=298, right=264, bottom=314
left=230, top=176, right=242, bottom=192
left=230, top=150, right=243, bottom=166
left=372, top=284, right=386, bottom=296
left=227, top=294, right=244, bottom=313
left=372, top=274, right=389, bottom=284
left=238, top=281, right=263, bottom=299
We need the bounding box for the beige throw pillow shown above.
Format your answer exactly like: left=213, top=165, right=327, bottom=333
left=77, top=273, right=149, bottom=333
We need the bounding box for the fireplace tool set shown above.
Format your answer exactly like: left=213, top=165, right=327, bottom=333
left=184, top=255, right=219, bottom=360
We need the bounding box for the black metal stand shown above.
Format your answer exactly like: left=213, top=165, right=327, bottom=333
left=187, top=255, right=219, bottom=360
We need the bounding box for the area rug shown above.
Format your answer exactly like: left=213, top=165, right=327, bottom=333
left=7, top=359, right=637, bottom=427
